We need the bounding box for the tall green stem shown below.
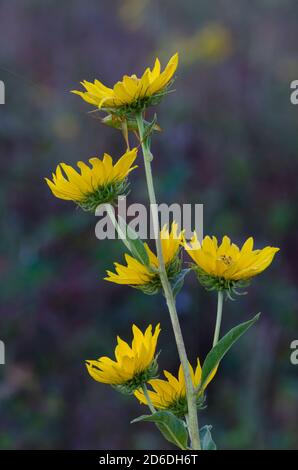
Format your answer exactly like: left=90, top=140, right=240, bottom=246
left=135, top=112, right=201, bottom=450
left=213, top=291, right=224, bottom=347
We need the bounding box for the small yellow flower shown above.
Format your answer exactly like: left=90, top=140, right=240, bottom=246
left=104, top=222, right=183, bottom=294
left=184, top=234, right=279, bottom=293
left=45, top=148, right=138, bottom=211
left=86, top=324, right=161, bottom=394
left=71, top=53, right=178, bottom=113
left=135, top=359, right=216, bottom=417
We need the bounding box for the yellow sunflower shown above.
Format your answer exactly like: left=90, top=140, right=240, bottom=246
left=184, top=233, right=279, bottom=293
left=135, top=358, right=216, bottom=417
left=71, top=53, right=178, bottom=112
left=45, top=148, right=138, bottom=211
left=104, top=222, right=183, bottom=294
left=86, top=323, right=160, bottom=394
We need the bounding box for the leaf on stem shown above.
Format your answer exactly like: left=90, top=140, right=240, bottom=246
left=171, top=268, right=191, bottom=298
left=131, top=411, right=188, bottom=450
left=117, top=215, right=150, bottom=267
left=200, top=313, right=261, bottom=390
left=144, top=114, right=160, bottom=141
left=199, top=425, right=217, bottom=450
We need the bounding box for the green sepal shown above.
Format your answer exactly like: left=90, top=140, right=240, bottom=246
left=78, top=179, right=129, bottom=212
left=155, top=391, right=206, bottom=419
left=199, top=425, right=217, bottom=450
left=112, top=355, right=159, bottom=396
left=134, top=251, right=183, bottom=296
left=99, top=79, right=176, bottom=118
left=199, top=313, right=261, bottom=391
left=134, top=281, right=161, bottom=296
left=131, top=410, right=188, bottom=450
left=192, top=265, right=251, bottom=297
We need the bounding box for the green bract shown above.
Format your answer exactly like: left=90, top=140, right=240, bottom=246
left=113, top=356, right=159, bottom=396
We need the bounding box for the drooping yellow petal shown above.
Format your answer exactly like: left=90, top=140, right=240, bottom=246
left=72, top=53, right=179, bottom=110
left=183, top=234, right=279, bottom=283
left=105, top=223, right=180, bottom=288
left=134, top=356, right=215, bottom=414
left=194, top=358, right=202, bottom=388
left=160, top=221, right=183, bottom=265
left=147, top=53, right=179, bottom=96
left=86, top=324, right=160, bottom=387
left=46, top=148, right=138, bottom=204
left=112, top=148, right=138, bottom=181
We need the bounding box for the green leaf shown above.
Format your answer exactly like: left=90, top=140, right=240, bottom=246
left=117, top=216, right=150, bottom=266
left=126, top=231, right=149, bottom=267
left=200, top=425, right=216, bottom=450
left=144, top=113, right=160, bottom=140
left=200, top=313, right=261, bottom=389
left=131, top=411, right=188, bottom=450
left=171, top=269, right=190, bottom=298
left=101, top=115, right=161, bottom=133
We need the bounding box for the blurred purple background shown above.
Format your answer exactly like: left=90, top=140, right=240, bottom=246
left=0, top=0, right=297, bottom=449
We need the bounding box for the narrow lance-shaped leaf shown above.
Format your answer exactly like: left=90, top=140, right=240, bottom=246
left=171, top=269, right=191, bottom=298
left=131, top=411, right=188, bottom=450
left=200, top=313, right=261, bottom=390
left=117, top=215, right=150, bottom=267
left=144, top=113, right=160, bottom=140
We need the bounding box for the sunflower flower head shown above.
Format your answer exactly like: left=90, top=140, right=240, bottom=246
left=86, top=324, right=161, bottom=395
left=184, top=233, right=279, bottom=296
left=71, top=53, right=178, bottom=116
left=45, top=148, right=138, bottom=211
left=104, top=222, right=183, bottom=295
left=135, top=358, right=216, bottom=418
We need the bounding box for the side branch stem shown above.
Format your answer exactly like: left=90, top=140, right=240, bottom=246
left=213, top=291, right=224, bottom=347
left=105, top=203, right=131, bottom=252
left=142, top=383, right=155, bottom=414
